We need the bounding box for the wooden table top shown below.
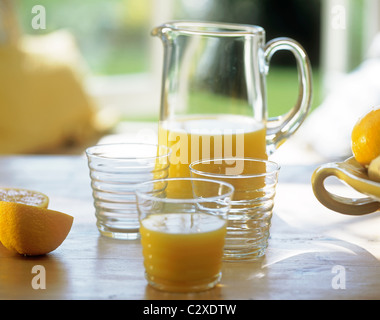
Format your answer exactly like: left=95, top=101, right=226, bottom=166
left=1, top=154, right=380, bottom=300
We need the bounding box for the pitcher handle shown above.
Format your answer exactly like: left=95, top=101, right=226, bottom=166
left=264, top=37, right=313, bottom=154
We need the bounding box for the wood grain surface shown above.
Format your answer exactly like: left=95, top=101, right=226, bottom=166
left=1, top=155, right=380, bottom=300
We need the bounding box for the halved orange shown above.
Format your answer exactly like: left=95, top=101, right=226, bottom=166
left=0, top=187, right=49, bottom=208
left=0, top=201, right=73, bottom=256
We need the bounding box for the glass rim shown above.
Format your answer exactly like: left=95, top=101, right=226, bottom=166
left=135, top=177, right=234, bottom=204
left=189, top=157, right=280, bottom=179
left=85, top=143, right=171, bottom=161
left=158, top=20, right=265, bottom=37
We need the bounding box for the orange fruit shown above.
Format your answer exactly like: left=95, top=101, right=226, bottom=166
left=351, top=107, right=380, bottom=167
left=0, top=187, right=49, bottom=208
left=0, top=201, right=73, bottom=256
left=0, top=188, right=49, bottom=208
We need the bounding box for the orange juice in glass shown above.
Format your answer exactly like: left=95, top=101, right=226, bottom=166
left=140, top=213, right=226, bottom=292
left=135, top=178, right=233, bottom=292
left=158, top=114, right=267, bottom=178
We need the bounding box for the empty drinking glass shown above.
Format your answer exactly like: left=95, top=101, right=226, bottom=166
left=190, top=158, right=280, bottom=260
left=86, top=143, right=171, bottom=240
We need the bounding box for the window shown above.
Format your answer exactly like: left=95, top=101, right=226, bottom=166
left=321, top=0, right=380, bottom=94
left=13, top=0, right=378, bottom=122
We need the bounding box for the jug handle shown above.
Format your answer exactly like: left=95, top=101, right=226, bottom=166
left=264, top=37, right=313, bottom=155
left=311, top=161, right=380, bottom=215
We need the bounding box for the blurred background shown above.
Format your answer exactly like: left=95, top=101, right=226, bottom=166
left=1, top=0, right=380, bottom=158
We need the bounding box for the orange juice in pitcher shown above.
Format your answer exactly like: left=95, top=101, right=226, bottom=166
left=158, top=114, right=267, bottom=177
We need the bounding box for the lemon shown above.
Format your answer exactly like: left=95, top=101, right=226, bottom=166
left=0, top=201, right=73, bottom=256
left=0, top=187, right=49, bottom=208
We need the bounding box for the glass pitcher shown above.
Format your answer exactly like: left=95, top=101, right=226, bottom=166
left=153, top=21, right=312, bottom=177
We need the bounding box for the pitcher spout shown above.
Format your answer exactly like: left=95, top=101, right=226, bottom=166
left=151, top=25, right=162, bottom=37
left=151, top=23, right=172, bottom=40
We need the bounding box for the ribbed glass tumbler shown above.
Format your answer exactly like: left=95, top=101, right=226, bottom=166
left=86, top=143, right=171, bottom=240
left=135, top=177, right=234, bottom=292
left=190, top=158, right=280, bottom=260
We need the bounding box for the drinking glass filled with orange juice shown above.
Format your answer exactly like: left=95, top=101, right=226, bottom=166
left=135, top=178, right=234, bottom=293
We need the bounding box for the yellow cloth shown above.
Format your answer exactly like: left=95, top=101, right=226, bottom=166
left=0, top=31, right=101, bottom=154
